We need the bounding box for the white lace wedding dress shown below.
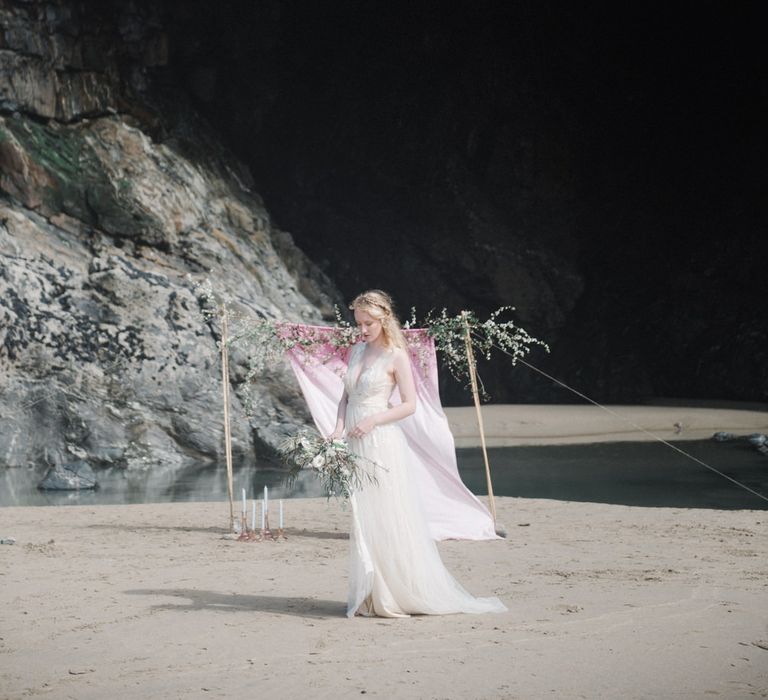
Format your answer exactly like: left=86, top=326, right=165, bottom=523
left=344, top=343, right=507, bottom=618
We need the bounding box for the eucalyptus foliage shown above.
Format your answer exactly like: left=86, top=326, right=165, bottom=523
left=279, top=429, right=381, bottom=499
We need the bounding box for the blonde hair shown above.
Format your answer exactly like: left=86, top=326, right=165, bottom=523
left=349, top=289, right=407, bottom=349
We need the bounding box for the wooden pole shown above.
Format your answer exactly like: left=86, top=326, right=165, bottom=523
left=463, top=314, right=498, bottom=527
left=221, top=308, right=235, bottom=532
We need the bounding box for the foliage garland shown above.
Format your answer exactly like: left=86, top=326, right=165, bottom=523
left=194, top=279, right=548, bottom=401
left=408, top=306, right=549, bottom=397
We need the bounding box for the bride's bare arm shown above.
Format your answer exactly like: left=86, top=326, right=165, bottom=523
left=348, top=349, right=416, bottom=438
left=329, top=389, right=348, bottom=439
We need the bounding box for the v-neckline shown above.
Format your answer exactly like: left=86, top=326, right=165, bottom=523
left=352, top=344, right=386, bottom=390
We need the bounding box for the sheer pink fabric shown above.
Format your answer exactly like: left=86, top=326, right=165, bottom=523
left=281, top=324, right=497, bottom=541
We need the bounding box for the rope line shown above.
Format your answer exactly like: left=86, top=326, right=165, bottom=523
left=507, top=353, right=768, bottom=505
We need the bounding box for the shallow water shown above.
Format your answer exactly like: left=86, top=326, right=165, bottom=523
left=0, top=440, right=765, bottom=510
left=458, top=440, right=768, bottom=510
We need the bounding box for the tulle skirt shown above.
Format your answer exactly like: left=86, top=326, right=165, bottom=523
left=346, top=400, right=507, bottom=618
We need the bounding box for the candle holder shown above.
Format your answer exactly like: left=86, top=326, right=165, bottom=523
left=261, top=512, right=279, bottom=541
left=276, top=527, right=287, bottom=540
left=237, top=513, right=250, bottom=541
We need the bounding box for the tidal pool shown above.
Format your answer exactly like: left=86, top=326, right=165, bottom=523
left=1, top=440, right=765, bottom=510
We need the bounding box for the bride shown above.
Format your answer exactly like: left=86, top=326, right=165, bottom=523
left=329, top=290, right=507, bottom=618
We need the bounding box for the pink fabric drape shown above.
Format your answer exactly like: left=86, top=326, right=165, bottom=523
left=281, top=324, right=497, bottom=541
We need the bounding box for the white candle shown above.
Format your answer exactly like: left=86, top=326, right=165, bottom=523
left=251, top=499, right=256, bottom=531
left=241, top=487, right=246, bottom=516
left=263, top=485, right=268, bottom=514
left=279, top=500, right=284, bottom=529
left=260, top=498, right=265, bottom=530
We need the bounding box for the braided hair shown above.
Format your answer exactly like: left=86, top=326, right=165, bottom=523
left=349, top=290, right=407, bottom=349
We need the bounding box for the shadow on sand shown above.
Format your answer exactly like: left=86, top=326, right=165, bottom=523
left=85, top=525, right=349, bottom=539
left=125, top=588, right=346, bottom=619
left=86, top=524, right=228, bottom=535
left=283, top=527, right=349, bottom=540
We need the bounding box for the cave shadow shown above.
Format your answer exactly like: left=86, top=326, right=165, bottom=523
left=125, top=588, right=346, bottom=619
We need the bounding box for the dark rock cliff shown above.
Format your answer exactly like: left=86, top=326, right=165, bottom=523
left=0, top=0, right=341, bottom=483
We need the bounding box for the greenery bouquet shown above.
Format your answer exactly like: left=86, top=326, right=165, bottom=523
left=278, top=428, right=381, bottom=499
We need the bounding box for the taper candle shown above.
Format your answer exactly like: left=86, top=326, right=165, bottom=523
left=260, top=497, right=265, bottom=530
left=279, top=500, right=284, bottom=528
left=241, top=487, right=246, bottom=515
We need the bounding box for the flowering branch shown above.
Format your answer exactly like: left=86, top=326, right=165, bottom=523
left=406, top=306, right=549, bottom=398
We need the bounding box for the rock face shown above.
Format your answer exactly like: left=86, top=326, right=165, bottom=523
left=39, top=460, right=97, bottom=490
left=0, top=0, right=341, bottom=490
left=1, top=0, right=160, bottom=121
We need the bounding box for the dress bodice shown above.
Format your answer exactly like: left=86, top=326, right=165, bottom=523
left=344, top=344, right=395, bottom=410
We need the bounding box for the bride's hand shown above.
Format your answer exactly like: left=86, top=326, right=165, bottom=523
left=349, top=417, right=377, bottom=439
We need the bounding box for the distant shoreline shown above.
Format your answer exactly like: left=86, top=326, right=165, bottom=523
left=444, top=403, right=768, bottom=447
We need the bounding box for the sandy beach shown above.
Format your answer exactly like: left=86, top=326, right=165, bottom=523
left=1, top=497, right=766, bottom=699
left=444, top=404, right=768, bottom=447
